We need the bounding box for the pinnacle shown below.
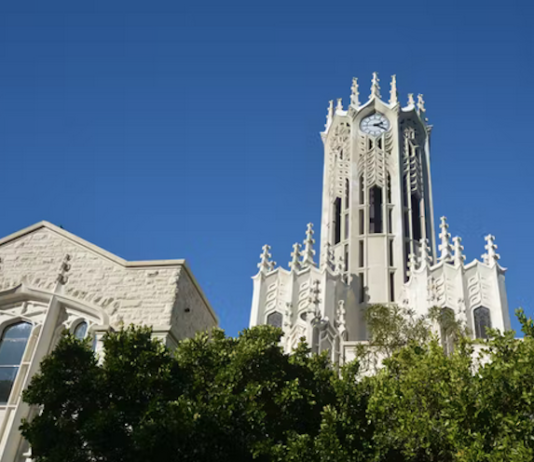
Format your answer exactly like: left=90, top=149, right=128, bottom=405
left=258, top=244, right=275, bottom=274
left=417, top=94, right=426, bottom=112
left=420, top=238, right=433, bottom=267
left=370, top=72, right=381, bottom=100
left=389, top=75, right=398, bottom=106
left=453, top=236, right=465, bottom=266
left=324, top=100, right=334, bottom=130
left=438, top=216, right=453, bottom=262
left=322, top=242, right=336, bottom=272
left=301, top=223, right=317, bottom=268
left=482, top=234, right=500, bottom=266
left=289, top=243, right=302, bottom=272
left=350, top=77, right=360, bottom=107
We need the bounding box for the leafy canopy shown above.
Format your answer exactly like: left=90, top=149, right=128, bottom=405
left=21, top=306, right=534, bottom=462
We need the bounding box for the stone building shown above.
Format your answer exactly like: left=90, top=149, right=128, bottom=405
left=249, top=73, right=510, bottom=364
left=0, top=220, right=217, bottom=461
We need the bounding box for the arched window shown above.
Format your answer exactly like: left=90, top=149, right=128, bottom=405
left=359, top=175, right=365, bottom=205
left=0, top=322, right=32, bottom=404
left=266, top=312, right=283, bottom=329
left=73, top=321, right=88, bottom=340
left=345, top=178, right=350, bottom=209
left=474, top=307, right=492, bottom=339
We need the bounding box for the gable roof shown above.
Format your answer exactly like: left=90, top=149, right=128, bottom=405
left=0, top=221, right=218, bottom=323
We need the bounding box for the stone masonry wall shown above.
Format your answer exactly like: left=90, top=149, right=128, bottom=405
left=171, top=266, right=217, bottom=341
left=0, top=225, right=216, bottom=337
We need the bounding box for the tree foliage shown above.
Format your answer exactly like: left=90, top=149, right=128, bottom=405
left=21, top=306, right=534, bottom=462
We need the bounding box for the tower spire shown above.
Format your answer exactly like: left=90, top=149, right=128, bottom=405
left=289, top=243, right=302, bottom=272
left=370, top=72, right=381, bottom=100
left=301, top=223, right=317, bottom=268
left=482, top=234, right=500, bottom=266
left=438, top=217, right=453, bottom=262
left=453, top=236, right=465, bottom=266
left=258, top=245, right=275, bottom=273
left=389, top=75, right=398, bottom=106
left=350, top=77, right=360, bottom=107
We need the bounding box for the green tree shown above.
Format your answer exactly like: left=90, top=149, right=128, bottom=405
left=21, top=306, right=534, bottom=462
left=21, top=325, right=369, bottom=462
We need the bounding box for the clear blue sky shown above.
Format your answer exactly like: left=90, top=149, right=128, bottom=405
left=0, top=0, right=532, bottom=336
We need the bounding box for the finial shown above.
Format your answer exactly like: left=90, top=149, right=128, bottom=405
left=289, top=243, right=302, bottom=272
left=482, top=235, right=500, bottom=266
left=301, top=223, right=317, bottom=268
left=370, top=72, right=381, bottom=100
left=420, top=238, right=433, bottom=267
left=350, top=77, right=360, bottom=107
left=258, top=245, right=275, bottom=273
left=438, top=217, right=453, bottom=262
left=336, top=300, right=347, bottom=339
left=453, top=236, right=465, bottom=266
left=325, top=100, right=334, bottom=130
left=336, top=98, right=343, bottom=113
left=389, top=75, right=398, bottom=106
left=417, top=94, right=426, bottom=112
left=407, top=93, right=415, bottom=107
left=56, top=254, right=71, bottom=285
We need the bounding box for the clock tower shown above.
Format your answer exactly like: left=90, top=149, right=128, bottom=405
left=249, top=74, right=510, bottom=362
left=319, top=73, right=436, bottom=314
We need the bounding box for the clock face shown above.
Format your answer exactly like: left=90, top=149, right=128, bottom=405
left=360, top=113, right=390, bottom=136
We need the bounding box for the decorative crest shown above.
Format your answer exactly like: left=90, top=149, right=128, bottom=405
left=482, top=235, right=500, bottom=266
left=370, top=72, right=381, bottom=100
left=438, top=217, right=453, bottom=262
left=350, top=77, right=360, bottom=107
left=301, top=223, right=317, bottom=268
left=417, top=94, right=426, bottom=112
left=336, top=98, right=343, bottom=113
left=289, top=243, right=302, bottom=272
left=258, top=245, right=275, bottom=274
left=325, top=100, right=334, bottom=130
left=56, top=254, right=71, bottom=285
left=389, top=75, right=398, bottom=105
left=453, top=236, right=465, bottom=266
left=420, top=238, right=433, bottom=267
left=407, top=93, right=415, bottom=107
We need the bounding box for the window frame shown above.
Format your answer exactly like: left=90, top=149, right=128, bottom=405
left=0, top=321, right=33, bottom=406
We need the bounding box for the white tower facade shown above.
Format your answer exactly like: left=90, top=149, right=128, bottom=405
left=249, top=74, right=511, bottom=363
